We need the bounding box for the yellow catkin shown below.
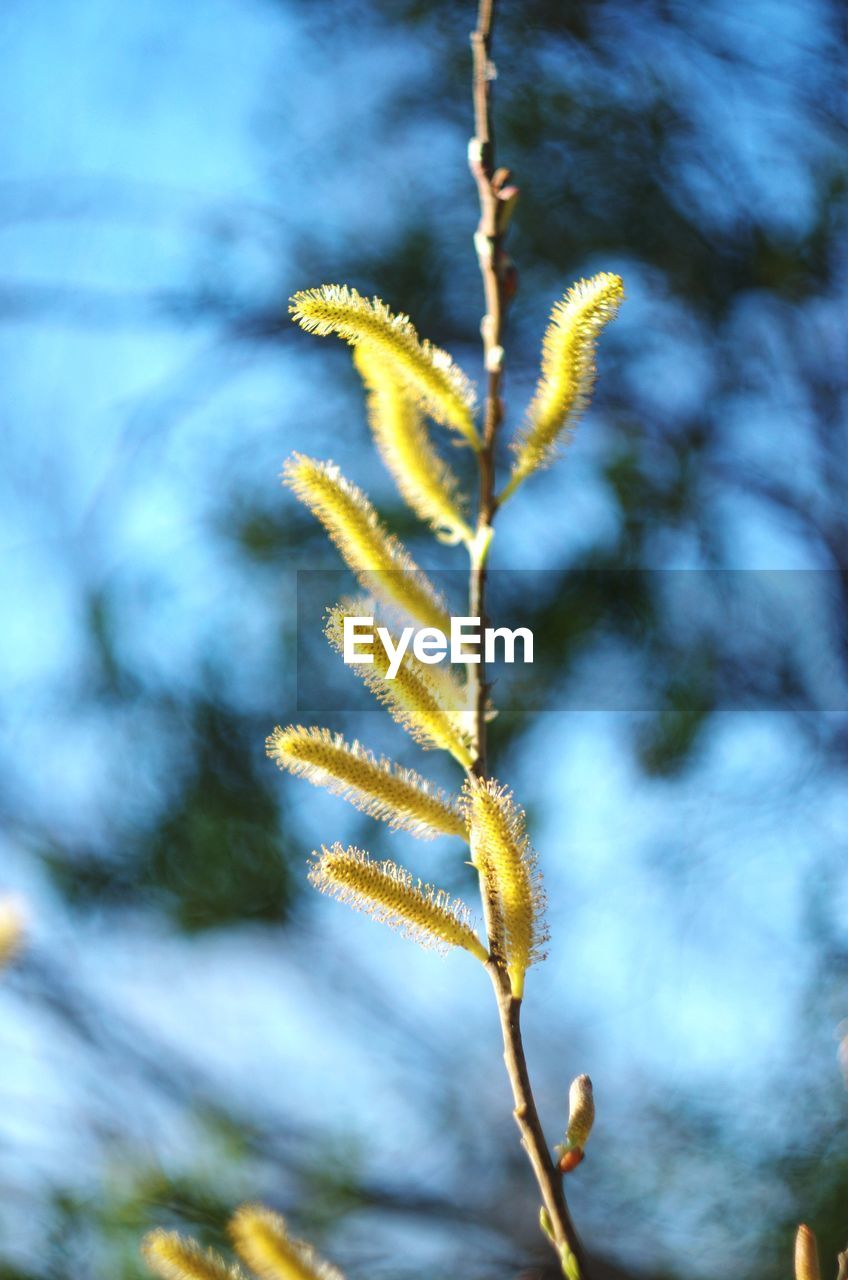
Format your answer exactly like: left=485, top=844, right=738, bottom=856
left=506, top=272, right=624, bottom=495
left=462, top=778, right=547, bottom=998
left=283, top=454, right=449, bottom=633
left=308, top=844, right=488, bottom=961
left=230, top=1205, right=344, bottom=1280
left=0, top=900, right=24, bottom=969
left=141, top=1230, right=245, bottom=1280
left=266, top=726, right=467, bottom=840
left=325, top=603, right=475, bottom=768
left=354, top=345, right=473, bottom=545
left=566, top=1074, right=595, bottom=1149
left=794, top=1225, right=821, bottom=1280
left=289, top=285, right=480, bottom=448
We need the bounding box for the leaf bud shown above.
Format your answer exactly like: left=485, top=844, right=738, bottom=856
left=795, top=1224, right=820, bottom=1280
left=566, top=1074, right=595, bottom=1149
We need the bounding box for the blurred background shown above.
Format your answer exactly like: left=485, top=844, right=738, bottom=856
left=1, top=0, right=847, bottom=1276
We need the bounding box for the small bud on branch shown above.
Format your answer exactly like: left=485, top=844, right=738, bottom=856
left=567, top=1074, right=595, bottom=1149
left=795, top=1224, right=820, bottom=1280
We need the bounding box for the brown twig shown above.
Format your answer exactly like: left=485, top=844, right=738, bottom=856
left=466, top=2, right=588, bottom=1275
left=467, top=0, right=502, bottom=778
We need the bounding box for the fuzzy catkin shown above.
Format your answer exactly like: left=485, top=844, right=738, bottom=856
left=284, top=453, right=450, bottom=632
left=463, top=778, right=547, bottom=997
left=508, top=273, right=624, bottom=490
left=290, top=285, right=479, bottom=447
left=325, top=602, right=475, bottom=768
left=355, top=345, right=472, bottom=544
left=230, top=1205, right=344, bottom=1280
left=309, top=845, right=488, bottom=961
left=0, top=900, right=24, bottom=969
left=266, top=726, right=467, bottom=840
left=142, top=1231, right=245, bottom=1280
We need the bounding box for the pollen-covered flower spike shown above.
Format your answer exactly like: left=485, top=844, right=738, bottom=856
left=289, top=284, right=480, bottom=449
left=142, top=1230, right=247, bottom=1280
left=462, top=778, right=548, bottom=997
left=794, top=1225, right=820, bottom=1280
left=503, top=272, right=624, bottom=501
left=266, top=726, right=467, bottom=841
left=230, top=1203, right=345, bottom=1280
left=309, top=844, right=488, bottom=962
left=354, top=345, right=473, bottom=546
left=283, top=454, right=450, bottom=633
left=325, top=602, right=476, bottom=768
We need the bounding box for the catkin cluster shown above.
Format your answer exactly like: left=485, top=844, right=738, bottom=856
left=264, top=279, right=621, bottom=979
left=144, top=274, right=622, bottom=1277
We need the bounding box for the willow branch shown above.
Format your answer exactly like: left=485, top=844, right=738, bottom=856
left=468, top=0, right=504, bottom=774
left=466, top=2, right=588, bottom=1275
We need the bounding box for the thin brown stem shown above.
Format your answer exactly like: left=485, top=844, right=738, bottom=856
left=489, top=966, right=587, bottom=1275
left=468, top=0, right=504, bottom=778
left=466, top=2, right=587, bottom=1275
